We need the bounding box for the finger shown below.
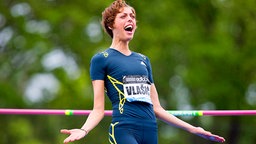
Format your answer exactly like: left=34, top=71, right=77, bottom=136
left=60, top=129, right=71, bottom=134
left=207, top=135, right=225, bottom=143
left=63, top=134, right=82, bottom=143
left=74, top=135, right=83, bottom=141
left=63, top=138, right=71, bottom=144
left=63, top=135, right=74, bottom=143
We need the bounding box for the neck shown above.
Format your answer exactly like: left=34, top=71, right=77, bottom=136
left=110, top=38, right=131, bottom=56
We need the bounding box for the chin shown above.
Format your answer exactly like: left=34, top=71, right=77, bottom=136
left=127, top=35, right=135, bottom=40
left=126, top=37, right=134, bottom=41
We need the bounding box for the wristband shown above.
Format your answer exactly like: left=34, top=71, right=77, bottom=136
left=80, top=128, right=88, bottom=134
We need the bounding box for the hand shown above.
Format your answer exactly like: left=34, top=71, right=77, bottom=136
left=191, top=127, right=225, bottom=143
left=60, top=129, right=87, bottom=144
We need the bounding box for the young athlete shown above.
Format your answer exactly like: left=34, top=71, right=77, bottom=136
left=60, top=0, right=225, bottom=143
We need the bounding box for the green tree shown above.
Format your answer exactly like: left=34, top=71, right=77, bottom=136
left=0, top=0, right=256, bottom=143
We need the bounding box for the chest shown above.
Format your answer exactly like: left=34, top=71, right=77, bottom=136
left=106, top=55, right=149, bottom=77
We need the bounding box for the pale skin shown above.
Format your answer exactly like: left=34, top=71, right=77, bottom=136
left=60, top=7, right=225, bottom=143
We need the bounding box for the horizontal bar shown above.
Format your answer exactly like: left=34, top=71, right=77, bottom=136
left=0, top=109, right=112, bottom=116
left=203, top=110, right=256, bottom=116
left=0, top=109, right=256, bottom=116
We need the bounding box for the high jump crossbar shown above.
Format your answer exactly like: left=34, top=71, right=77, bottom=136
left=0, top=109, right=256, bottom=116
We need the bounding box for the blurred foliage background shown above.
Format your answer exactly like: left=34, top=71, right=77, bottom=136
left=0, top=0, right=256, bottom=143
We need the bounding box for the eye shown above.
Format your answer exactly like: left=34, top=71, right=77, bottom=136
left=120, top=14, right=127, bottom=19
left=130, top=14, right=136, bottom=19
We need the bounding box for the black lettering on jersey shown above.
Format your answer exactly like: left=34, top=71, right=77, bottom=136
left=125, top=86, right=132, bottom=95
left=125, top=85, right=150, bottom=96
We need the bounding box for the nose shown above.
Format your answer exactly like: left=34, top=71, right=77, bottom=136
left=127, top=14, right=135, bottom=21
left=127, top=16, right=135, bottom=23
left=127, top=16, right=132, bottom=21
left=128, top=19, right=132, bottom=23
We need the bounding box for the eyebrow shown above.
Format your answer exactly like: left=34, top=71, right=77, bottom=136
left=119, top=12, right=135, bottom=16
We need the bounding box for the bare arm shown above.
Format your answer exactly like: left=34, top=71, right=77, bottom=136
left=150, top=84, right=225, bottom=143
left=80, top=80, right=105, bottom=132
left=61, top=80, right=105, bottom=143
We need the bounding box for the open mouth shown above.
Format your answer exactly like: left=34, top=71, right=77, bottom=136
left=124, top=25, right=133, bottom=32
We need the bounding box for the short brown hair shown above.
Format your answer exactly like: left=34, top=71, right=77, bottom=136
left=101, top=0, right=136, bottom=38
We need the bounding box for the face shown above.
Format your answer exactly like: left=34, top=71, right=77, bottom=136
left=112, top=7, right=137, bottom=41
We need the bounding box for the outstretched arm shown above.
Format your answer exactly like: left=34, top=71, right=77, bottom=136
left=60, top=80, right=105, bottom=144
left=150, top=84, right=225, bottom=143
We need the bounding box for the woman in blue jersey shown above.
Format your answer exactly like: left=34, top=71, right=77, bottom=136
left=61, top=0, right=225, bottom=143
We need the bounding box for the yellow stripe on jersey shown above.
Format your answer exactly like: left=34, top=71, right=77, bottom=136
left=108, top=122, right=119, bottom=144
left=107, top=75, right=126, bottom=114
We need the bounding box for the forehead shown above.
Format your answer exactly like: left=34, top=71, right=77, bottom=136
left=118, top=7, right=135, bottom=15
